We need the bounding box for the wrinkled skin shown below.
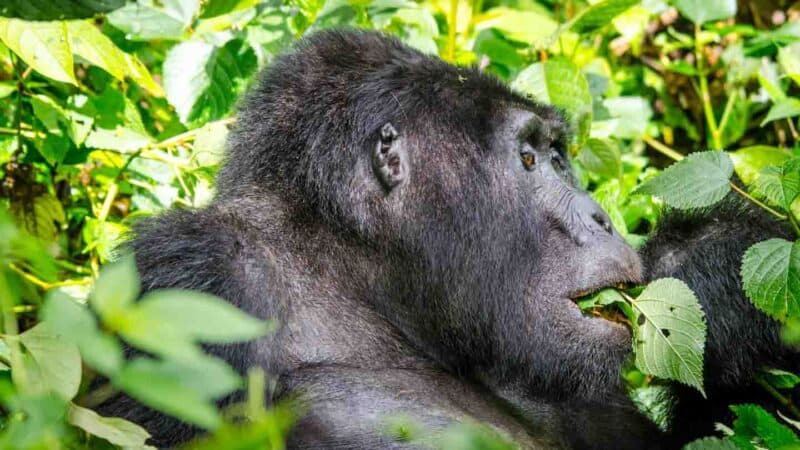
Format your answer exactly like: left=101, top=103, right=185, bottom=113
left=97, top=31, right=797, bottom=449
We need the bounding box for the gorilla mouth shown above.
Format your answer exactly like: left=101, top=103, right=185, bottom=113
left=565, top=278, right=637, bottom=323
left=567, top=282, right=632, bottom=302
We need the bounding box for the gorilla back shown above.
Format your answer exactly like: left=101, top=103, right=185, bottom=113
left=99, top=30, right=740, bottom=449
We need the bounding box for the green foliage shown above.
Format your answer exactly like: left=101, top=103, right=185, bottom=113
left=629, top=278, right=707, bottom=395
left=634, top=151, right=733, bottom=209
left=742, top=239, right=800, bottom=322
left=0, top=0, right=799, bottom=447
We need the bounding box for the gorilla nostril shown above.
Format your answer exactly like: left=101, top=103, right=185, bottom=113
left=592, top=212, right=613, bottom=234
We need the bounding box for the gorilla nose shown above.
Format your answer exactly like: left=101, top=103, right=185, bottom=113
left=591, top=210, right=613, bottom=235
left=575, top=193, right=615, bottom=237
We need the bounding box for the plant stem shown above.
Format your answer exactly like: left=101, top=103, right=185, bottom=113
left=694, top=25, right=722, bottom=150
left=447, top=0, right=458, bottom=61
left=756, top=377, right=800, bottom=419
left=642, top=135, right=685, bottom=161
left=717, top=90, right=738, bottom=136
left=0, top=271, right=27, bottom=391
left=728, top=183, right=788, bottom=221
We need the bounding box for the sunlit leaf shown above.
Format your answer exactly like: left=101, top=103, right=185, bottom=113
left=164, top=38, right=257, bottom=126
left=755, top=160, right=800, bottom=210
left=569, top=0, right=640, bottom=33
left=630, top=278, right=707, bottom=395
left=729, top=146, right=792, bottom=186
left=0, top=18, right=75, bottom=84
left=512, top=57, right=592, bottom=145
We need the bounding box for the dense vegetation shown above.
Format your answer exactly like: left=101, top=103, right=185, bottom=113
left=1, top=0, right=800, bottom=448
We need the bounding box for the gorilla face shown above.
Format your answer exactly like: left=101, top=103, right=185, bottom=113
left=365, top=83, right=642, bottom=400
left=221, top=30, right=642, bottom=400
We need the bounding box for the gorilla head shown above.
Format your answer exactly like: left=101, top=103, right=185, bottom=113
left=217, top=30, right=641, bottom=402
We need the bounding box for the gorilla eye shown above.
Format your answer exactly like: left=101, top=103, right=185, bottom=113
left=550, top=151, right=567, bottom=174
left=520, top=151, right=536, bottom=170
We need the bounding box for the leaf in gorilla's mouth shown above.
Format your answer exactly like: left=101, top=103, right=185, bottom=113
left=568, top=282, right=637, bottom=325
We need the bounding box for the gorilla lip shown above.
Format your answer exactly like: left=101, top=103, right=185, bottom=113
left=567, top=281, right=635, bottom=303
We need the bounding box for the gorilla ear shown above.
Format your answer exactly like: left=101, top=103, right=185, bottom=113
left=372, top=122, right=408, bottom=191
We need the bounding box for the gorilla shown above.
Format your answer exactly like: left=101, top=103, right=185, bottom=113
left=98, top=30, right=798, bottom=448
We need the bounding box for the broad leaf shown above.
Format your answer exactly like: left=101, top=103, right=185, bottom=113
left=66, top=20, right=163, bottom=96
left=91, top=255, right=140, bottom=325
left=41, top=292, right=123, bottom=376
left=761, top=98, right=800, bottom=126
left=729, top=146, right=792, bottom=186
left=630, top=278, right=707, bottom=395
left=0, top=18, right=76, bottom=84
left=107, top=0, right=200, bottom=41
left=134, top=289, right=270, bottom=344
left=731, top=404, right=800, bottom=449
left=19, top=323, right=82, bottom=400
left=164, top=38, right=257, bottom=126
left=760, top=368, right=800, bottom=389
left=741, top=239, right=800, bottom=322
left=512, top=58, right=592, bottom=144
left=68, top=403, right=151, bottom=447
left=673, top=0, right=736, bottom=25
left=634, top=151, right=733, bottom=209
left=755, top=161, right=800, bottom=210
left=578, top=138, right=621, bottom=179
left=473, top=7, right=558, bottom=45
left=0, top=0, right=125, bottom=20
left=114, top=357, right=222, bottom=430
left=569, top=0, right=640, bottom=33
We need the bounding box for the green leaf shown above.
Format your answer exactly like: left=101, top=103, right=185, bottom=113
left=41, top=292, right=123, bottom=376
left=19, top=323, right=82, bottom=400
left=473, top=7, right=558, bottom=45
left=634, top=151, right=733, bottom=209
left=0, top=18, right=76, bottom=84
left=8, top=193, right=66, bottom=241
left=164, top=38, right=257, bottom=126
left=731, top=404, right=800, bottom=450
left=67, top=403, right=151, bottom=447
left=91, top=255, right=140, bottom=325
left=630, top=278, right=707, bottom=395
left=0, top=0, right=125, bottom=20
left=512, top=57, right=592, bottom=144
left=761, top=98, right=800, bottom=126
left=741, top=239, right=800, bottom=322
left=673, top=0, right=736, bottom=25
left=683, top=437, right=738, bottom=450
left=760, top=368, right=800, bottom=389
left=729, top=146, right=793, bottom=186
left=66, top=20, right=164, bottom=97
left=578, top=138, right=621, bottom=179
left=569, top=0, right=641, bottom=33
left=779, top=42, right=800, bottom=87
left=107, top=0, right=200, bottom=41
left=755, top=161, right=800, bottom=210
left=201, top=0, right=258, bottom=18
left=114, top=357, right=222, bottom=430
left=0, top=81, right=15, bottom=98
left=132, top=289, right=270, bottom=344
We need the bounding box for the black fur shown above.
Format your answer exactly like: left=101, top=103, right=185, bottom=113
left=96, top=30, right=797, bottom=449
left=642, top=193, right=799, bottom=445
